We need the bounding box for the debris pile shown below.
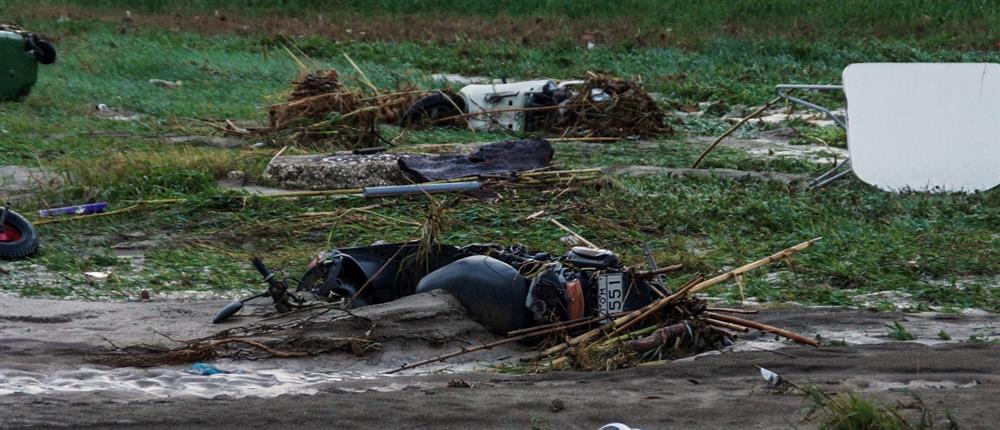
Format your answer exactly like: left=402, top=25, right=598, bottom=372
left=92, top=306, right=378, bottom=367
left=378, top=238, right=821, bottom=373
left=519, top=238, right=821, bottom=371
left=92, top=235, right=821, bottom=374
left=553, top=72, right=669, bottom=138
left=263, top=68, right=671, bottom=149
left=262, top=138, right=559, bottom=190
left=266, top=69, right=424, bottom=149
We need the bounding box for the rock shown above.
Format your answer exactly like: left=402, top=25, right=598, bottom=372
left=226, top=170, right=247, bottom=184
left=550, top=399, right=565, bottom=412
left=263, top=153, right=412, bottom=190
left=560, top=235, right=582, bottom=247
left=148, top=79, right=182, bottom=89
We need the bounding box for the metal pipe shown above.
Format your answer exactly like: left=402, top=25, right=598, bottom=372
left=362, top=181, right=481, bottom=198
left=810, top=167, right=853, bottom=189
left=808, top=158, right=851, bottom=186
left=774, top=83, right=852, bottom=187
left=774, top=84, right=843, bottom=92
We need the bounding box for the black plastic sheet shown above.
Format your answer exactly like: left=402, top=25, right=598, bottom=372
left=398, top=138, right=554, bottom=182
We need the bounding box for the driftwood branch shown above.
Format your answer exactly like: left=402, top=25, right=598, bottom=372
left=704, top=312, right=819, bottom=347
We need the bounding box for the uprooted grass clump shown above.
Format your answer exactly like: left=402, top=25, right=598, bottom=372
left=266, top=68, right=425, bottom=150
left=91, top=309, right=380, bottom=367
left=803, top=386, right=939, bottom=430
left=553, top=72, right=670, bottom=138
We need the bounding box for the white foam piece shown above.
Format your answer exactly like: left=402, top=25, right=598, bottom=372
left=843, top=63, right=1000, bottom=192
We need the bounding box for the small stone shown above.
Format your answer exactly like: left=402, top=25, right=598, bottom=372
left=559, top=235, right=582, bottom=247
left=139, top=290, right=151, bottom=301
left=550, top=399, right=565, bottom=412
left=447, top=379, right=472, bottom=388
left=227, top=170, right=247, bottom=184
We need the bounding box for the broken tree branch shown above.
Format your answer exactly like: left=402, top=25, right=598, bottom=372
left=633, top=264, right=684, bottom=278
left=688, top=237, right=821, bottom=294
left=705, top=307, right=759, bottom=315
left=704, top=312, right=819, bottom=347
left=691, top=96, right=782, bottom=168
left=549, top=218, right=598, bottom=248
left=704, top=318, right=751, bottom=333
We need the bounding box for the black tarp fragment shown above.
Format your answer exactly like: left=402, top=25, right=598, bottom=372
left=398, top=138, right=554, bottom=182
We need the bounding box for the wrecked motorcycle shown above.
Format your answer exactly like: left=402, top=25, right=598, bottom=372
left=0, top=206, right=39, bottom=259
left=401, top=79, right=592, bottom=132
left=214, top=242, right=665, bottom=335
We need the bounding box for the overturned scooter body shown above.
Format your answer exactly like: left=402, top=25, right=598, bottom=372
left=236, top=242, right=660, bottom=334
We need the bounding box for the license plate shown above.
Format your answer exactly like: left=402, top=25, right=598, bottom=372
left=597, top=273, right=625, bottom=315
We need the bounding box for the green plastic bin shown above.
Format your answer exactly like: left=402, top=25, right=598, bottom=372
left=1, top=27, right=56, bottom=101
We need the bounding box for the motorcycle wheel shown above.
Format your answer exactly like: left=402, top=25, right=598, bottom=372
left=400, top=91, right=465, bottom=128
left=0, top=210, right=39, bottom=260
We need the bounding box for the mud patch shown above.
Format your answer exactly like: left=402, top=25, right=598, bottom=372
left=687, top=136, right=847, bottom=165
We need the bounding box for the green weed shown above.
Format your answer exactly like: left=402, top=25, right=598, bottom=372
left=804, top=385, right=934, bottom=430
left=886, top=322, right=915, bottom=341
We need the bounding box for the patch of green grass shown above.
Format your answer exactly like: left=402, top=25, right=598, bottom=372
left=886, top=322, right=915, bottom=341
left=804, top=385, right=935, bottom=430
left=967, top=333, right=991, bottom=343
left=824, top=339, right=849, bottom=348
left=791, top=126, right=848, bottom=149
left=20, top=0, right=1000, bottom=50
left=937, top=330, right=951, bottom=341
left=1, top=10, right=997, bottom=312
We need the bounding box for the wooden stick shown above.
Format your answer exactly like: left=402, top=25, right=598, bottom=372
left=298, top=204, right=381, bottom=218
left=204, top=338, right=309, bottom=358
left=549, top=218, right=598, bottom=248
left=633, top=264, right=684, bottom=278
left=704, top=312, right=819, bottom=347
left=342, top=52, right=379, bottom=96
left=268, top=145, right=289, bottom=166
left=524, top=275, right=705, bottom=362
left=521, top=168, right=603, bottom=177
left=547, top=137, right=622, bottom=142
left=688, top=238, right=821, bottom=294
left=704, top=318, right=750, bottom=333
left=506, top=311, right=630, bottom=336
left=691, top=96, right=781, bottom=168
left=603, top=276, right=702, bottom=339
left=705, top=307, right=759, bottom=315
left=385, top=316, right=605, bottom=374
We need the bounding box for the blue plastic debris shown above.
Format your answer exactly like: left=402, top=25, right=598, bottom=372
left=186, top=362, right=239, bottom=375
left=38, top=202, right=108, bottom=217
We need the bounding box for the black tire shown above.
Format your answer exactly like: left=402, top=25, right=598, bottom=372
left=415, top=256, right=534, bottom=334
left=0, top=210, right=39, bottom=260
left=27, top=35, right=56, bottom=65
left=400, top=91, right=465, bottom=128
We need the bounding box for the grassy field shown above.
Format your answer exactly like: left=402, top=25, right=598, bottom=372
left=1, top=1, right=997, bottom=311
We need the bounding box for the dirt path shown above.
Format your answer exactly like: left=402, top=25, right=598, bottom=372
left=1, top=295, right=997, bottom=429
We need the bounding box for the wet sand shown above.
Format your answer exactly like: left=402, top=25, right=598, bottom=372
left=1, top=294, right=997, bottom=429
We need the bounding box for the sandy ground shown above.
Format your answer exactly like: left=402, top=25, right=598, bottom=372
left=1, top=293, right=998, bottom=429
